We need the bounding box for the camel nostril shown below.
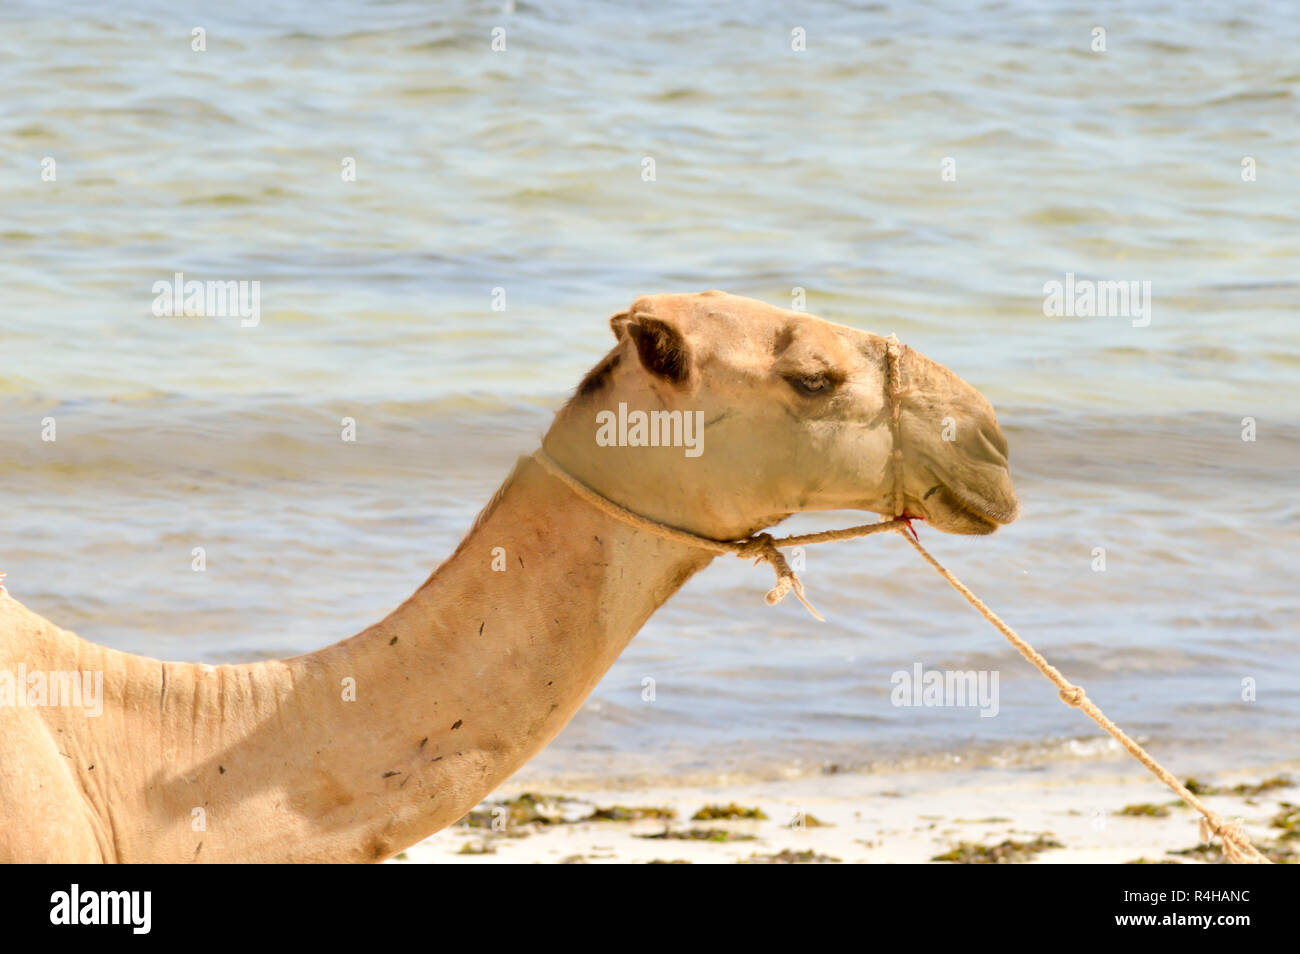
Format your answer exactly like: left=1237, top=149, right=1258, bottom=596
left=983, top=422, right=1009, bottom=459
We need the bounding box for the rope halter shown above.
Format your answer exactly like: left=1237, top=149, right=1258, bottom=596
left=534, top=334, right=914, bottom=621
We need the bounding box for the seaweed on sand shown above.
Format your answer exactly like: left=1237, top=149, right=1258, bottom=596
left=931, top=834, right=1063, bottom=864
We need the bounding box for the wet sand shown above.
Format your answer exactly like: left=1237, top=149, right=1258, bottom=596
left=390, top=759, right=1299, bottom=864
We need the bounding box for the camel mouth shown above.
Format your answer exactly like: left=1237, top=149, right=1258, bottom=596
left=912, top=481, right=1017, bottom=536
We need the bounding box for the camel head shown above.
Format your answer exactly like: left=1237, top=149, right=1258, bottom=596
left=547, top=291, right=1017, bottom=541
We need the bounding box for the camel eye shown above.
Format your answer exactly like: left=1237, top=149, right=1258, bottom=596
left=790, top=372, right=832, bottom=396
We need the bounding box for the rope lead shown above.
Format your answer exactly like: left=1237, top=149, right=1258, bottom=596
left=531, top=447, right=1273, bottom=864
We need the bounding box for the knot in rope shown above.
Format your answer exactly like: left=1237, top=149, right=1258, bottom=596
left=1198, top=815, right=1267, bottom=865
left=1057, top=686, right=1085, bottom=707
left=734, top=533, right=822, bottom=621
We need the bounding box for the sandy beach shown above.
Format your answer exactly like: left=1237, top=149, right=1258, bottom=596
left=390, top=758, right=1299, bottom=864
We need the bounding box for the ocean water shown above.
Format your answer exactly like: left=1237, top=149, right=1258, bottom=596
left=2, top=0, right=1297, bottom=784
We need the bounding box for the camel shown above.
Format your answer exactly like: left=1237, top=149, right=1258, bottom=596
left=0, top=291, right=1017, bottom=863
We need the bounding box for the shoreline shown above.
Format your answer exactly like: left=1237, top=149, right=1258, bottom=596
left=391, top=757, right=1300, bottom=864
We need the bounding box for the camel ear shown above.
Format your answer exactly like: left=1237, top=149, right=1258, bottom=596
left=623, top=314, right=691, bottom=385
left=610, top=311, right=632, bottom=340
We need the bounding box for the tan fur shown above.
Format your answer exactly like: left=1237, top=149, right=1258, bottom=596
left=0, top=292, right=1016, bottom=862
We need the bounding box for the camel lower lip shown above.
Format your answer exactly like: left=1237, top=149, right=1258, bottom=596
left=922, top=485, right=1005, bottom=532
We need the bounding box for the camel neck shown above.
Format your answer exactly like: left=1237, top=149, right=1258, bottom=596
left=258, top=453, right=714, bottom=861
